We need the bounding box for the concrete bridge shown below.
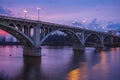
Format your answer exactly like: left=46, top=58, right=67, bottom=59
left=0, top=15, right=120, bottom=56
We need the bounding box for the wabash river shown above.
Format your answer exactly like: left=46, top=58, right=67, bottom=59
left=0, top=46, right=120, bottom=80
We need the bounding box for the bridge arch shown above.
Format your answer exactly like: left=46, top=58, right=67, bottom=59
left=39, top=29, right=83, bottom=46
left=45, top=27, right=49, bottom=35
left=103, top=36, right=112, bottom=46
left=16, top=24, right=22, bottom=31
left=0, top=23, right=34, bottom=47
left=113, top=37, right=120, bottom=46
left=23, top=25, right=29, bottom=35
left=9, top=23, right=15, bottom=27
left=85, top=33, right=101, bottom=46
left=29, top=26, right=34, bottom=38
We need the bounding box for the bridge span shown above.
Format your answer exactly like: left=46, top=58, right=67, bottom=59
left=0, top=15, right=120, bottom=56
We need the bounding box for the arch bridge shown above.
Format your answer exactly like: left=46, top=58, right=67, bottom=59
left=0, top=15, right=120, bottom=56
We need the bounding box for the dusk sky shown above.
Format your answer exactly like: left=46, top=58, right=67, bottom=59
left=0, top=0, right=120, bottom=25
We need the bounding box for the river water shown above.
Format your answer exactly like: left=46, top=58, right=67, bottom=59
left=0, top=45, right=120, bottom=80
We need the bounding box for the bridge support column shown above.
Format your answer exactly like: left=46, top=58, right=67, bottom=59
left=73, top=46, right=85, bottom=52
left=33, top=21, right=41, bottom=48
left=23, top=47, right=41, bottom=57
left=95, top=45, right=105, bottom=51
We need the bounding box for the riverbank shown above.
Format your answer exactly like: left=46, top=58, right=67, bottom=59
left=0, top=42, right=21, bottom=45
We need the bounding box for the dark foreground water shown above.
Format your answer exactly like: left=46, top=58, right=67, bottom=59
left=0, top=46, right=120, bottom=80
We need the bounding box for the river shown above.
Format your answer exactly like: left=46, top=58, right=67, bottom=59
left=0, top=45, right=120, bottom=80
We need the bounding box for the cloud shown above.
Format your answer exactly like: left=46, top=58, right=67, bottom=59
left=107, top=23, right=120, bottom=31
left=0, top=6, right=13, bottom=16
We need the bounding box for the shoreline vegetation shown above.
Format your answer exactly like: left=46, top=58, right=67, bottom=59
left=0, top=42, right=21, bottom=45
left=0, top=34, right=73, bottom=46
left=0, top=71, right=13, bottom=80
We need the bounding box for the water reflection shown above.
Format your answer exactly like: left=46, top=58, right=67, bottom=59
left=100, top=51, right=107, bottom=64
left=116, top=48, right=120, bottom=62
left=89, top=50, right=101, bottom=66
left=40, top=50, right=86, bottom=80
left=67, top=68, right=80, bottom=80
left=67, top=62, right=88, bottom=80
left=13, top=57, right=41, bottom=80
left=0, top=45, right=23, bottom=57
left=67, top=51, right=88, bottom=80
left=72, top=51, right=86, bottom=65
left=0, top=46, right=120, bottom=80
left=13, top=50, right=87, bottom=80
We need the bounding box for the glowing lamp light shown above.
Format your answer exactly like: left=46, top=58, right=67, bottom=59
left=36, top=7, right=41, bottom=20
left=102, top=26, right=105, bottom=29
left=37, top=7, right=41, bottom=10
left=23, top=10, right=28, bottom=19
left=82, top=20, right=86, bottom=23
left=23, top=10, right=28, bottom=13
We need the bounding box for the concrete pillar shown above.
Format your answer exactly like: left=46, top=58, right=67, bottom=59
left=94, top=34, right=105, bottom=51
left=34, top=21, right=41, bottom=48
left=23, top=47, right=41, bottom=57
left=81, top=31, right=85, bottom=46
left=73, top=43, right=85, bottom=52
left=111, top=37, right=114, bottom=46
left=95, top=44, right=106, bottom=51
left=100, top=34, right=105, bottom=47
left=73, top=47, right=85, bottom=53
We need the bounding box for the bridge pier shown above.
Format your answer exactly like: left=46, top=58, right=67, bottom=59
left=23, top=47, right=41, bottom=57
left=95, top=45, right=106, bottom=51
left=73, top=46, right=85, bottom=52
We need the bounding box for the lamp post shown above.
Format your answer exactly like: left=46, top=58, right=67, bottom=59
left=37, top=7, right=41, bottom=20
left=23, top=10, right=28, bottom=19
left=82, top=19, right=86, bottom=29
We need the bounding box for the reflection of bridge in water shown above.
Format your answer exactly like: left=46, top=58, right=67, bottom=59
left=0, top=15, right=120, bottom=56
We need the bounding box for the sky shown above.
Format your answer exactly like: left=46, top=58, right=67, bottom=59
left=0, top=0, right=120, bottom=34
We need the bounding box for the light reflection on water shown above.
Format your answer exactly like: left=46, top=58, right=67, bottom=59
left=0, top=46, right=120, bottom=80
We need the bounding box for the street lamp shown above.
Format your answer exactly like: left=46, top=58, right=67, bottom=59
left=23, top=10, right=28, bottom=19
left=37, top=7, right=41, bottom=20
left=102, top=26, right=106, bottom=32
left=82, top=19, right=86, bottom=29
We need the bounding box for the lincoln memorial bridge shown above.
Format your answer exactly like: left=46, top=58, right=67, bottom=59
left=0, top=15, right=120, bottom=56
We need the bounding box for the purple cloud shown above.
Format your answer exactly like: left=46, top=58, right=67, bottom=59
left=0, top=6, right=13, bottom=16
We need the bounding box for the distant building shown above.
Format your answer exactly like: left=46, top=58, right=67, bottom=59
left=108, top=30, right=116, bottom=35
left=5, top=35, right=17, bottom=42
left=0, top=34, right=18, bottom=42
left=0, top=35, right=6, bottom=42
